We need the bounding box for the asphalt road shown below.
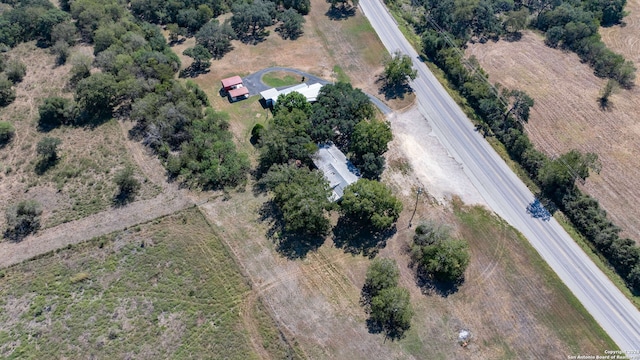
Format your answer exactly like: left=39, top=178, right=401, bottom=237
left=359, top=0, right=640, bottom=351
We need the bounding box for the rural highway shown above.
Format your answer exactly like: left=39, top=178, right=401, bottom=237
left=359, top=0, right=640, bottom=351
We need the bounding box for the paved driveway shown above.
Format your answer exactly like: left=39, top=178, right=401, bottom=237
left=242, top=67, right=391, bottom=114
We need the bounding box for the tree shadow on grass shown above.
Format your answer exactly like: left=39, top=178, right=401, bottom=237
left=379, top=83, right=414, bottom=101
left=112, top=191, right=136, bottom=208
left=365, top=317, right=408, bottom=341
left=259, top=201, right=326, bottom=259
left=34, top=157, right=58, bottom=175
left=414, top=267, right=464, bottom=298
left=178, top=64, right=210, bottom=79
left=325, top=5, right=356, bottom=20
left=332, top=217, right=396, bottom=258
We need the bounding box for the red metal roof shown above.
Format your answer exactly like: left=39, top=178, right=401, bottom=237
left=228, top=86, right=249, bottom=98
left=221, top=75, right=243, bottom=89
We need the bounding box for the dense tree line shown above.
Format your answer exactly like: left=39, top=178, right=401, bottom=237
left=0, top=0, right=70, bottom=47
left=421, top=27, right=640, bottom=293
left=14, top=0, right=249, bottom=190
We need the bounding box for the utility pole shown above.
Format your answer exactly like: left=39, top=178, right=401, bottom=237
left=408, top=187, right=423, bottom=228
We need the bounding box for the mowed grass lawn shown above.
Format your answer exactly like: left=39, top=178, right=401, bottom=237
left=0, top=208, right=298, bottom=359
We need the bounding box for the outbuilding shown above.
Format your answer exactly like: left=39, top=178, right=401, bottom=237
left=228, top=86, right=249, bottom=102
left=221, top=75, right=243, bottom=91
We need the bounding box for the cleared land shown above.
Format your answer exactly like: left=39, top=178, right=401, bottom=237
left=466, top=31, right=640, bottom=242
left=0, top=208, right=299, bottom=359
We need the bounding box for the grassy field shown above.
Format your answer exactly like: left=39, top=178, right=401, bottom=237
left=0, top=208, right=300, bottom=359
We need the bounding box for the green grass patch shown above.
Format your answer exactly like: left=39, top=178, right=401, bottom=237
left=0, top=208, right=298, bottom=359
left=261, top=71, right=301, bottom=88
left=332, top=65, right=350, bottom=83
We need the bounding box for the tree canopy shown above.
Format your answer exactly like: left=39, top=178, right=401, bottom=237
left=310, top=82, right=375, bottom=146
left=260, top=164, right=333, bottom=235
left=231, top=0, right=276, bottom=43
left=196, top=19, right=236, bottom=59
left=340, top=179, right=403, bottom=231
left=363, top=258, right=399, bottom=298
left=276, top=8, right=305, bottom=40
left=4, top=200, right=42, bottom=241
left=369, top=287, right=413, bottom=339
left=411, top=222, right=470, bottom=282
left=382, top=50, right=417, bottom=88
left=258, top=108, right=316, bottom=172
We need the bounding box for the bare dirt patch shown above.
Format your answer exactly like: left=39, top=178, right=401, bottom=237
left=388, top=106, right=487, bottom=207
left=466, top=31, right=640, bottom=241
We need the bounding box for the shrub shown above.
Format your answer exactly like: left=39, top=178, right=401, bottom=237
left=0, top=121, right=15, bottom=145
left=5, top=59, right=26, bottom=83
left=0, top=74, right=16, bottom=107
left=4, top=200, right=42, bottom=241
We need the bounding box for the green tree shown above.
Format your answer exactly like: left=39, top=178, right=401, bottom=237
left=0, top=74, right=16, bottom=107
left=75, top=73, right=119, bottom=118
left=411, top=222, right=470, bottom=282
left=363, top=258, right=399, bottom=299
left=38, top=97, right=75, bottom=128
left=382, top=50, right=417, bottom=88
left=273, top=91, right=311, bottom=116
left=5, top=59, right=26, bottom=83
left=503, top=8, right=529, bottom=34
left=538, top=150, right=600, bottom=200
left=114, top=166, right=141, bottom=203
left=166, top=23, right=183, bottom=43
left=413, top=237, right=470, bottom=282
left=350, top=119, right=392, bottom=159
left=51, top=40, right=71, bottom=65
left=183, top=45, right=212, bottom=71
left=4, top=200, right=42, bottom=241
left=51, top=21, right=77, bottom=46
left=168, top=109, right=250, bottom=189
left=231, top=0, right=276, bottom=42
left=505, top=89, right=534, bottom=124
left=282, top=0, right=311, bottom=15
left=0, top=121, right=15, bottom=146
left=260, top=163, right=333, bottom=235
left=276, top=8, right=305, bottom=40
left=598, top=79, right=618, bottom=109
left=258, top=108, right=316, bottom=172
left=369, top=287, right=413, bottom=339
left=340, top=179, right=403, bottom=231
left=68, top=53, right=93, bottom=87
left=310, top=82, right=375, bottom=146
left=195, top=19, right=236, bottom=59
left=36, top=136, right=62, bottom=163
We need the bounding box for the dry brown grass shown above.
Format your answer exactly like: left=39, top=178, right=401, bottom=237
left=0, top=43, right=159, bottom=233
left=466, top=31, right=640, bottom=242
left=197, top=147, right=611, bottom=359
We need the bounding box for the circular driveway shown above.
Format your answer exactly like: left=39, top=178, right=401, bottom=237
left=241, top=67, right=391, bottom=114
